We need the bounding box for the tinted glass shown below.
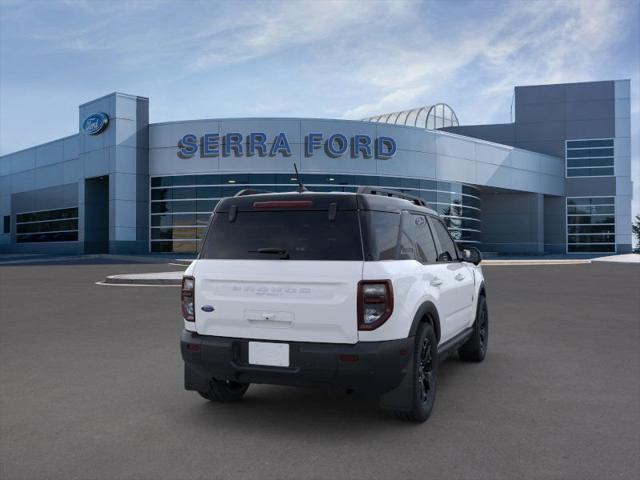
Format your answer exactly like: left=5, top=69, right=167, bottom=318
left=173, top=241, right=198, bottom=253
left=149, top=175, right=483, bottom=255
left=16, top=207, right=78, bottom=223
left=3, top=215, right=9, bottom=234
left=172, top=201, right=196, bottom=213
left=397, top=225, right=415, bottom=260
left=16, top=231, right=78, bottom=243
left=196, top=174, right=220, bottom=185
left=567, top=167, right=614, bottom=177
left=151, top=188, right=171, bottom=201
left=567, top=197, right=614, bottom=206
left=567, top=205, right=615, bottom=215
left=196, top=214, right=211, bottom=226
left=568, top=215, right=614, bottom=225
left=568, top=243, right=615, bottom=253
left=151, top=202, right=171, bottom=214
left=15, top=207, right=79, bottom=242
left=568, top=224, right=615, bottom=234
left=566, top=196, right=615, bottom=253
left=172, top=214, right=196, bottom=226
left=357, top=175, right=379, bottom=186
left=151, top=176, right=172, bottom=187
left=360, top=211, right=401, bottom=261
left=568, top=234, right=615, bottom=244
left=151, top=228, right=172, bottom=240
left=566, top=139, right=613, bottom=149
left=196, top=186, right=221, bottom=198
left=201, top=210, right=363, bottom=261
left=429, top=217, right=458, bottom=261
left=567, top=148, right=614, bottom=158
left=197, top=200, right=217, bottom=212
left=172, top=175, right=196, bottom=186
left=567, top=157, right=614, bottom=168
left=16, top=219, right=78, bottom=234
left=401, top=213, right=437, bottom=263
left=151, top=215, right=172, bottom=227
left=172, top=187, right=196, bottom=199
left=150, top=241, right=172, bottom=252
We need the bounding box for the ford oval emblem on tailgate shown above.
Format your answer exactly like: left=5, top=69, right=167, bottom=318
left=201, top=305, right=214, bottom=312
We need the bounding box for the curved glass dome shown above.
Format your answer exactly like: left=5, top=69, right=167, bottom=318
left=363, top=103, right=459, bottom=130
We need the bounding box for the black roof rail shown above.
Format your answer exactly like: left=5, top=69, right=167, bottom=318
left=357, top=186, right=428, bottom=207
left=234, top=188, right=272, bottom=197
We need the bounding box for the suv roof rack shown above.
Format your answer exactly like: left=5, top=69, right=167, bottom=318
left=357, top=186, right=428, bottom=207
left=234, top=188, right=273, bottom=197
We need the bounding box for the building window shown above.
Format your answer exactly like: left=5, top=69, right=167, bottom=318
left=149, top=174, right=482, bottom=254
left=3, top=215, right=9, bottom=234
left=566, top=139, right=614, bottom=177
left=566, top=197, right=615, bottom=253
left=15, top=207, right=79, bottom=243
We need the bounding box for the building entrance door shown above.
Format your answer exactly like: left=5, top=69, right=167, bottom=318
left=84, top=176, right=109, bottom=253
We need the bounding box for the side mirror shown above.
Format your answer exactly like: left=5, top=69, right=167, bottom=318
left=462, top=247, right=482, bottom=265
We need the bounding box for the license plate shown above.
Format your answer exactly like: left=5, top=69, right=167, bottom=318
left=248, top=341, right=290, bottom=367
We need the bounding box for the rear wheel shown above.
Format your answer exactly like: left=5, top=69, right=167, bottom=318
left=198, top=378, right=249, bottom=402
left=392, top=322, right=438, bottom=422
left=458, top=295, right=488, bottom=362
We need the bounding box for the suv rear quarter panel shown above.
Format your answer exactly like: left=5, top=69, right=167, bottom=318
left=359, top=260, right=440, bottom=342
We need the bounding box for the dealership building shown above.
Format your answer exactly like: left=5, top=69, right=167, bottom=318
left=0, top=79, right=633, bottom=255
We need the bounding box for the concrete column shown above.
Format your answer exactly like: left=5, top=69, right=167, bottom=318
left=78, top=93, right=149, bottom=254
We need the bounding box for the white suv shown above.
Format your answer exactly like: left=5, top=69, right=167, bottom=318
left=180, top=187, right=488, bottom=422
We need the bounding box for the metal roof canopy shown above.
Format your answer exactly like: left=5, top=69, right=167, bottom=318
left=363, top=103, right=459, bottom=130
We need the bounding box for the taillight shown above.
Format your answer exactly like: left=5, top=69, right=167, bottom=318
left=253, top=200, right=313, bottom=209
left=181, top=276, right=195, bottom=322
left=357, top=280, right=393, bottom=330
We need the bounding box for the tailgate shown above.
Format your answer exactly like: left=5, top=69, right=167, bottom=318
left=193, top=260, right=363, bottom=344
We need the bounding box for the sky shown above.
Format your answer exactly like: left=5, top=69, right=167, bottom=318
left=1, top=0, right=639, bottom=216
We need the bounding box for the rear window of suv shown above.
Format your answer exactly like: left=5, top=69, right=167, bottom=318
left=200, top=210, right=363, bottom=261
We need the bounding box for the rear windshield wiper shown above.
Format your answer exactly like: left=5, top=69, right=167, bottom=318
left=249, top=247, right=290, bottom=259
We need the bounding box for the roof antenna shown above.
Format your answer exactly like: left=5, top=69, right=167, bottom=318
left=293, top=163, right=308, bottom=193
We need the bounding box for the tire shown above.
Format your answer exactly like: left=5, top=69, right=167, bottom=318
left=198, top=378, right=250, bottom=402
left=392, top=322, right=438, bottom=423
left=458, top=294, right=488, bottom=362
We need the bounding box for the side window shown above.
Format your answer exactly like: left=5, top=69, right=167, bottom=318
left=361, top=211, right=401, bottom=260
left=401, top=212, right=438, bottom=263
left=429, top=217, right=458, bottom=262
left=397, top=212, right=415, bottom=260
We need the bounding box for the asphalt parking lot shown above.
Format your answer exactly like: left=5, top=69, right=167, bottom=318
left=0, top=261, right=639, bottom=480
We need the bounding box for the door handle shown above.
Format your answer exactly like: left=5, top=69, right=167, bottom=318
left=430, top=277, right=443, bottom=287
left=455, top=273, right=465, bottom=281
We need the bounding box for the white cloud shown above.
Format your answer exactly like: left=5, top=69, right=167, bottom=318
left=341, top=0, right=628, bottom=119
left=188, top=1, right=413, bottom=71
left=343, top=85, right=430, bottom=119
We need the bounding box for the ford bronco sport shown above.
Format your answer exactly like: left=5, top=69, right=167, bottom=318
left=180, top=186, right=487, bottom=422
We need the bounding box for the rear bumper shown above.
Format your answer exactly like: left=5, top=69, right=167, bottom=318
left=181, top=330, right=414, bottom=394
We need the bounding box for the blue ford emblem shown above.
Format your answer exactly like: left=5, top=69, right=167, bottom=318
left=82, top=112, right=109, bottom=135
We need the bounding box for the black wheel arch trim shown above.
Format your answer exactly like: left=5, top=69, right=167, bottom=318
left=408, top=301, right=441, bottom=342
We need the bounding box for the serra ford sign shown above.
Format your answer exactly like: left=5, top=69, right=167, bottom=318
left=177, top=132, right=397, bottom=159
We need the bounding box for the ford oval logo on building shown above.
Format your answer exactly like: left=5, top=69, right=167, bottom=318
left=82, top=112, right=109, bottom=135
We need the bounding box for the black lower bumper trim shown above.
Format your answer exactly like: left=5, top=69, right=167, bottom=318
left=181, top=330, right=414, bottom=394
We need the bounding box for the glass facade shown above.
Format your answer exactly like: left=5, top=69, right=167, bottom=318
left=15, top=207, right=79, bottom=243
left=149, top=174, right=481, bottom=253
left=566, top=197, right=615, bottom=253
left=566, top=139, right=614, bottom=177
